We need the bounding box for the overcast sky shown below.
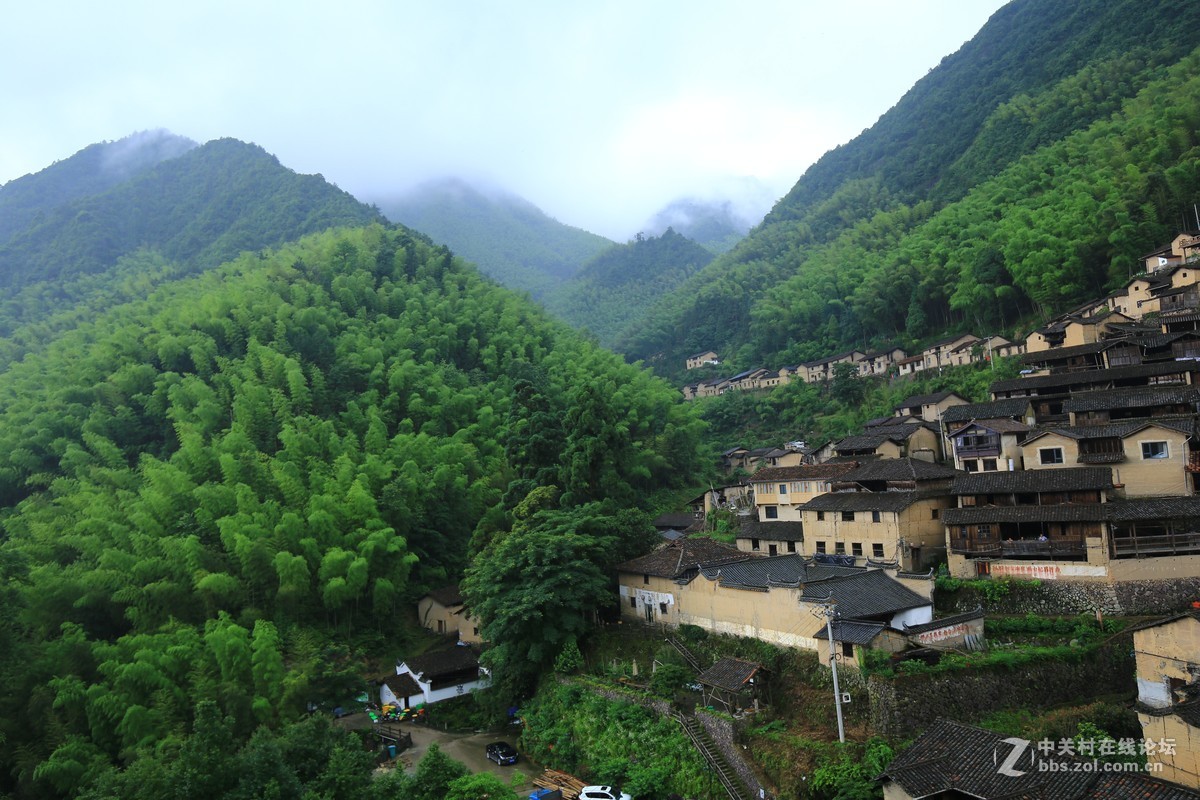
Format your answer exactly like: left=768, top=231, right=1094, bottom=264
left=2, top=1, right=1008, bottom=240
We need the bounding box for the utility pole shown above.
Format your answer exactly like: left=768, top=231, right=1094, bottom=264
left=821, top=601, right=846, bottom=744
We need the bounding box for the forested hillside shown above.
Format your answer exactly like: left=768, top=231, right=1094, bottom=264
left=374, top=178, right=613, bottom=297
left=0, top=130, right=197, bottom=245
left=617, top=0, right=1200, bottom=377
left=0, top=137, right=382, bottom=292
left=642, top=197, right=757, bottom=254
left=543, top=229, right=715, bottom=348
left=0, top=224, right=706, bottom=798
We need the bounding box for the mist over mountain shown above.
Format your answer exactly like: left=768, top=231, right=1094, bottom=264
left=0, top=129, right=197, bottom=244
left=372, top=178, right=613, bottom=297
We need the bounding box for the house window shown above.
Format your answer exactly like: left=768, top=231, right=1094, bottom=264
left=779, top=483, right=788, bottom=494
left=841, top=642, right=854, bottom=659
left=871, top=510, right=881, bottom=523
left=474, top=627, right=480, bottom=636
left=751, top=538, right=761, bottom=551
left=978, top=524, right=992, bottom=539
left=787, top=541, right=796, bottom=553
left=983, top=458, right=998, bottom=471
left=817, top=511, right=825, bottom=521
left=835, top=542, right=846, bottom=555
left=1039, top=447, right=1064, bottom=465
left=872, top=543, right=884, bottom=558
left=852, top=543, right=863, bottom=556
left=768, top=544, right=778, bottom=556
left=964, top=459, right=978, bottom=472
left=958, top=525, right=968, bottom=540
left=765, top=506, right=778, bottom=519
left=1141, top=441, right=1169, bottom=460
left=643, top=574, right=649, bottom=585
left=841, top=511, right=855, bottom=522
left=931, top=508, right=939, bottom=519
left=816, top=542, right=827, bottom=554
left=437, top=620, right=445, bottom=633
left=659, top=602, right=668, bottom=614
left=629, top=597, right=637, bottom=608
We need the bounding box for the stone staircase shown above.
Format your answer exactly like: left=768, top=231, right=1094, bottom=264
left=672, top=712, right=755, bottom=800
left=665, top=636, right=704, bottom=673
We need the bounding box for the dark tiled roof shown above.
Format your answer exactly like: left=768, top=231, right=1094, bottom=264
left=834, top=431, right=913, bottom=451
left=903, top=608, right=985, bottom=635
left=1106, top=496, right=1200, bottom=520
left=923, top=333, right=979, bottom=349
left=383, top=673, right=422, bottom=699
left=1020, top=341, right=1112, bottom=364
left=425, top=584, right=463, bottom=608
left=952, top=467, right=1113, bottom=495
left=653, top=512, right=698, bottom=530
left=402, top=647, right=480, bottom=680
left=840, top=459, right=961, bottom=483
left=616, top=537, right=746, bottom=579
left=880, top=718, right=1200, bottom=799
left=941, top=398, right=1034, bottom=424
left=800, top=491, right=923, bottom=513
left=990, top=361, right=1200, bottom=394
left=812, top=619, right=885, bottom=645
left=799, top=570, right=930, bottom=619
left=737, top=519, right=805, bottom=542
left=749, top=463, right=859, bottom=482
left=946, top=418, right=1031, bottom=437
left=943, top=505, right=1110, bottom=525
left=696, top=658, right=762, bottom=693
left=1025, top=419, right=1196, bottom=444
left=895, top=390, right=964, bottom=409
left=1062, top=385, right=1200, bottom=412
left=697, top=554, right=861, bottom=590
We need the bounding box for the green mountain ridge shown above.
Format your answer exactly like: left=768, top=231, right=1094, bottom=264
left=373, top=178, right=614, bottom=297
left=616, top=0, right=1200, bottom=378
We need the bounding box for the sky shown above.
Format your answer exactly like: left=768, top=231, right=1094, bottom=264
left=2, top=1, right=1009, bottom=240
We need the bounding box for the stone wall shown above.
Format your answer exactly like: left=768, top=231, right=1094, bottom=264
left=867, top=635, right=1135, bottom=739
left=936, top=577, right=1200, bottom=616
left=697, top=710, right=766, bottom=799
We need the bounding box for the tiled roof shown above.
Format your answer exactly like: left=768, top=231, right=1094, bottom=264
left=616, top=537, right=746, bottom=579
left=799, top=570, right=930, bottom=619
left=1062, top=385, right=1200, bottom=412
left=402, top=647, right=480, bottom=680
left=1019, top=341, right=1112, bottom=364
left=749, top=463, right=859, bottom=482
left=425, top=584, right=463, bottom=608
left=1106, top=496, right=1200, bottom=520
left=944, top=504, right=1110, bottom=525
left=946, top=418, right=1031, bottom=436
left=839, top=459, right=961, bottom=483
left=799, top=491, right=923, bottom=513
left=653, top=512, right=698, bottom=530
left=813, top=619, right=885, bottom=645
left=895, top=390, right=964, bottom=409
left=1025, top=419, right=1196, bottom=444
left=737, top=519, right=805, bottom=542
left=952, top=467, right=1113, bottom=495
left=903, top=608, right=984, bottom=635
left=880, top=718, right=1200, bottom=799
left=990, top=361, right=1200, bottom=393
left=922, top=333, right=978, bottom=349
left=696, top=554, right=861, bottom=590
left=383, top=673, right=422, bottom=699
left=941, top=398, right=1034, bottom=424
left=696, top=658, right=762, bottom=693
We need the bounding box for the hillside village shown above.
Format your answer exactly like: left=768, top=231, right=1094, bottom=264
left=609, top=234, right=1200, bottom=795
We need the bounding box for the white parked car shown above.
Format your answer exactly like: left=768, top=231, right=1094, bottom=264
left=579, top=787, right=631, bottom=800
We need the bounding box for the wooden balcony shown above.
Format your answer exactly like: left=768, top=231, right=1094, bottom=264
left=951, top=539, right=1086, bottom=559
left=1187, top=452, right=1200, bottom=473
left=1113, top=532, right=1200, bottom=557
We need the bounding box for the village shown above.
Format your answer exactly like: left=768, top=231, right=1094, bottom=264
left=383, top=234, right=1200, bottom=799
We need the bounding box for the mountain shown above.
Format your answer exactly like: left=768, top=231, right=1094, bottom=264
left=641, top=182, right=773, bottom=254
left=616, top=0, right=1200, bottom=377
left=0, top=129, right=198, bottom=245
left=372, top=178, right=613, bottom=297
left=0, top=137, right=383, bottom=293
left=543, top=228, right=715, bottom=347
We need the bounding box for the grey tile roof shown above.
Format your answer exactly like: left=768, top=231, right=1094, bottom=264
left=402, top=647, right=481, bottom=680
left=1025, top=419, right=1196, bottom=444
left=1105, top=496, right=1200, bottom=520
left=1020, top=341, right=1112, bottom=364
left=946, top=418, right=1031, bottom=437
left=1062, top=385, right=1200, bottom=412
left=839, top=459, right=962, bottom=483
left=799, top=491, right=923, bottom=513
left=941, top=397, right=1034, bottom=423
left=737, top=519, right=805, bottom=542
left=943, top=505, right=1110, bottom=525
left=903, top=608, right=984, bottom=635
left=812, top=619, right=885, bottom=645
left=834, top=432, right=912, bottom=451
left=425, top=584, right=463, bottom=607
left=616, top=537, right=747, bottom=579
left=895, top=390, right=965, bottom=409
left=990, top=361, right=1200, bottom=394
left=880, top=718, right=1200, bottom=799
left=696, top=554, right=861, bottom=590
left=696, top=658, right=762, bottom=693
left=799, top=570, right=930, bottom=619
left=952, top=467, right=1113, bottom=495
left=749, top=463, right=859, bottom=482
